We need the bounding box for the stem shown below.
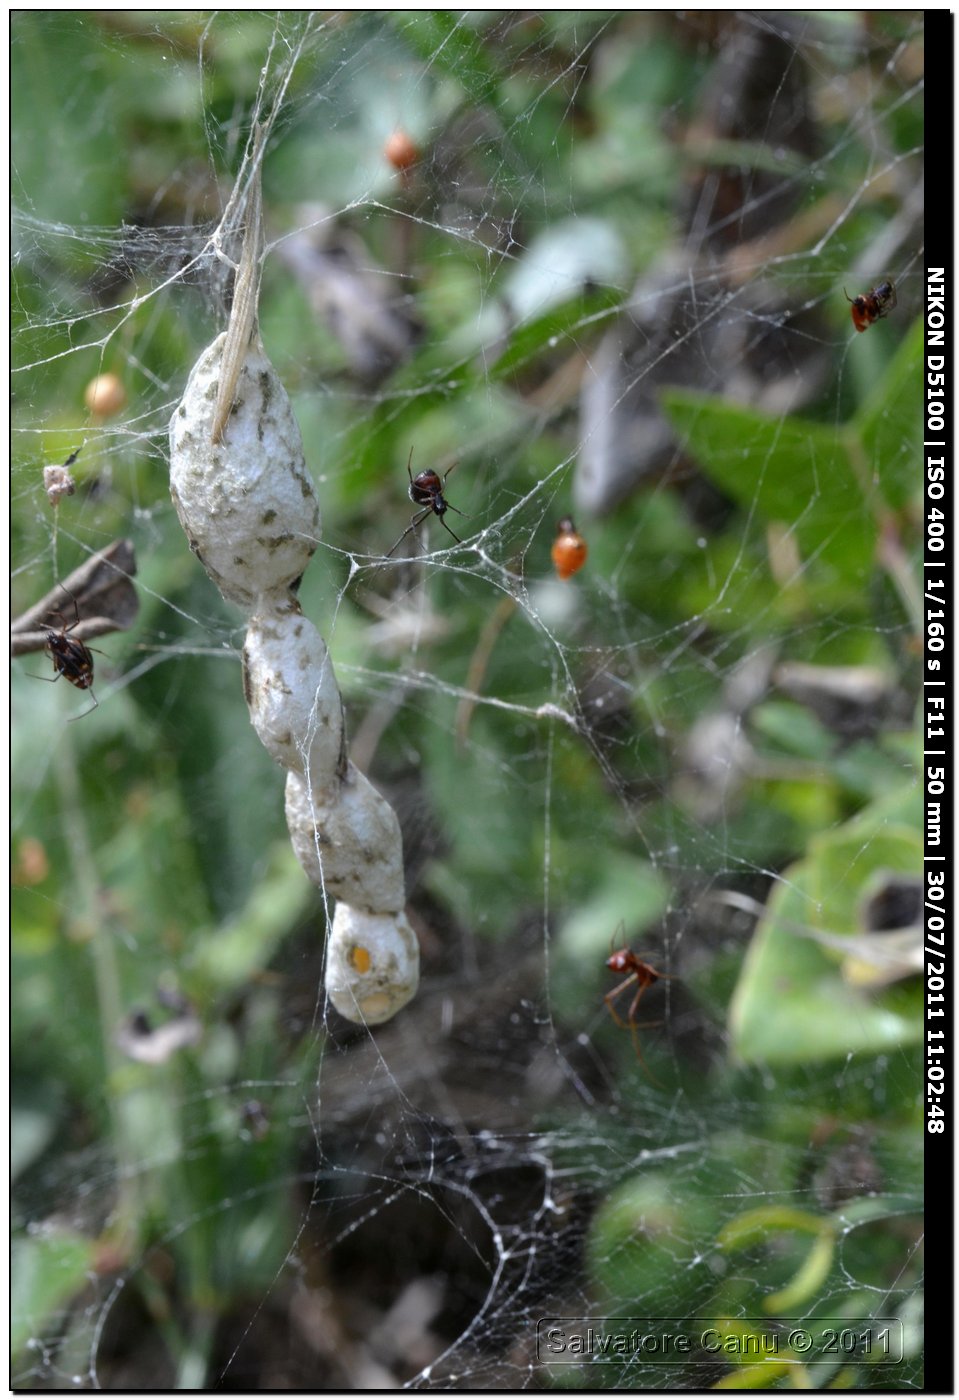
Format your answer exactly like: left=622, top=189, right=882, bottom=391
left=54, top=735, right=140, bottom=1233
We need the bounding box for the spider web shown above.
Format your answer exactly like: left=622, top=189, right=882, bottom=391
left=11, top=11, right=927, bottom=1390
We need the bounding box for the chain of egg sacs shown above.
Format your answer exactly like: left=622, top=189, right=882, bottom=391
left=169, top=333, right=418, bottom=1024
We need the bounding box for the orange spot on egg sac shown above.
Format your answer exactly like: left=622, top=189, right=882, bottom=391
left=349, top=945, right=372, bottom=974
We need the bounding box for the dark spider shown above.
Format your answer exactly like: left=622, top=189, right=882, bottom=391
left=385, top=448, right=467, bottom=557
left=33, top=590, right=99, bottom=720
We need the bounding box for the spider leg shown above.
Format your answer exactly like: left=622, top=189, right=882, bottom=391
left=68, top=690, right=99, bottom=722
left=606, top=973, right=670, bottom=1082
left=24, top=670, right=100, bottom=718
left=437, top=514, right=463, bottom=546
left=51, top=586, right=83, bottom=632
left=627, top=984, right=650, bottom=1025
left=628, top=1020, right=663, bottom=1085
left=385, top=506, right=432, bottom=559
left=623, top=985, right=665, bottom=1081
left=603, top=973, right=638, bottom=1028
left=626, top=968, right=674, bottom=1023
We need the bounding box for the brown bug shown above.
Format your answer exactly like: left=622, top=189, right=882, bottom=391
left=385, top=447, right=467, bottom=557
left=845, top=278, right=896, bottom=333
left=33, top=590, right=99, bottom=719
left=604, top=933, right=674, bottom=1078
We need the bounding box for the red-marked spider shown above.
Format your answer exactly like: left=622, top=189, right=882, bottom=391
left=385, top=448, right=468, bottom=557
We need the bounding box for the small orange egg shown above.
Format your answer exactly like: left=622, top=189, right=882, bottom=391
left=384, top=129, right=420, bottom=172
left=551, top=516, right=587, bottom=580
left=84, top=372, right=127, bottom=418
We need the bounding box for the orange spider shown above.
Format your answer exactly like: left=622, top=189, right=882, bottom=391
left=604, top=936, right=674, bottom=1078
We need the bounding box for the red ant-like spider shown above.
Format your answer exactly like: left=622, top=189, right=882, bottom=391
left=385, top=448, right=468, bottom=557
left=604, top=931, right=674, bottom=1079
left=31, top=589, right=99, bottom=720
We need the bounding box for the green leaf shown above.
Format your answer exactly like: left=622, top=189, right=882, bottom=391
left=854, top=318, right=924, bottom=509
left=728, top=793, right=922, bottom=1065
left=558, top=854, right=671, bottom=963
left=11, top=1098, right=60, bottom=1182
left=660, top=390, right=874, bottom=582
left=189, top=844, right=314, bottom=993
left=391, top=12, right=509, bottom=120
left=717, top=1205, right=828, bottom=1249
left=588, top=1172, right=716, bottom=1314
left=12, top=1231, right=95, bottom=1357
left=661, top=321, right=924, bottom=587
left=491, top=288, right=624, bottom=380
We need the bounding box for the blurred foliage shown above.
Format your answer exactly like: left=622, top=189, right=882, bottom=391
left=12, top=10, right=923, bottom=1389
